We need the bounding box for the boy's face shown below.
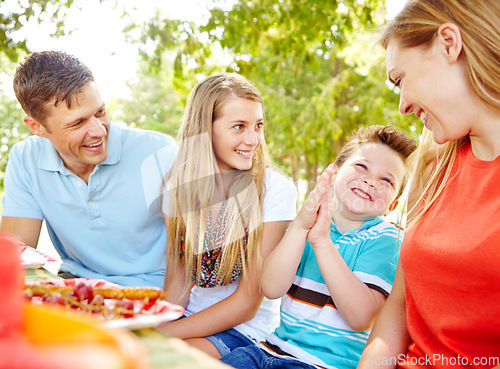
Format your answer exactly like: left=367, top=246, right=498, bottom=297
left=333, top=142, right=405, bottom=222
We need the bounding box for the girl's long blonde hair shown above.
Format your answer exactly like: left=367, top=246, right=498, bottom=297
left=164, top=73, right=271, bottom=287
left=379, top=0, right=500, bottom=228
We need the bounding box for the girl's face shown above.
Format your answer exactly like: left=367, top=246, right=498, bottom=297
left=212, top=96, right=264, bottom=172
left=333, top=143, right=405, bottom=222
left=385, top=35, right=474, bottom=144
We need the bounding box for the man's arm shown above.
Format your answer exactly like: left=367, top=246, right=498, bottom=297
left=0, top=216, right=43, bottom=247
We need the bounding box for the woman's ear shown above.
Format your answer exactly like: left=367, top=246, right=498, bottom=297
left=436, top=23, right=463, bottom=64
left=23, top=116, right=48, bottom=137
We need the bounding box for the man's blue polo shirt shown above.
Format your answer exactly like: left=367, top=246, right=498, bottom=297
left=1, top=123, right=177, bottom=287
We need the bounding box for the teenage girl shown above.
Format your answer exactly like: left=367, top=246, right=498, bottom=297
left=159, top=73, right=297, bottom=359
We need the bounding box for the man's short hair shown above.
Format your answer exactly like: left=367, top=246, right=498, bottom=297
left=13, top=50, right=94, bottom=123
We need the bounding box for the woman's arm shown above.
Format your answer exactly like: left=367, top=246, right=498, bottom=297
left=357, top=264, right=411, bottom=369
left=158, top=220, right=290, bottom=339
left=163, top=216, right=191, bottom=308
left=163, top=257, right=191, bottom=308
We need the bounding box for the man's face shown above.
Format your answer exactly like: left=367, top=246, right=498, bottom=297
left=31, top=81, right=110, bottom=180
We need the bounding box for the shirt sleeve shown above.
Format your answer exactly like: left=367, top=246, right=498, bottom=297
left=262, top=169, right=298, bottom=223
left=141, top=138, right=178, bottom=218
left=351, top=225, right=402, bottom=296
left=1, top=142, right=44, bottom=219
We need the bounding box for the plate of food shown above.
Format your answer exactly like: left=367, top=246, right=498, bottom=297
left=2, top=233, right=150, bottom=369
left=20, top=246, right=57, bottom=269
left=24, top=278, right=184, bottom=330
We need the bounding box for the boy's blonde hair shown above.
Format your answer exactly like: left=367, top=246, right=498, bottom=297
left=334, top=125, right=417, bottom=196
left=164, top=73, right=271, bottom=288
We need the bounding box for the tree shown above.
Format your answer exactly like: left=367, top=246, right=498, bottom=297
left=131, top=0, right=420, bottom=194
left=0, top=56, right=30, bottom=189
left=109, top=55, right=185, bottom=137
left=0, top=0, right=76, bottom=62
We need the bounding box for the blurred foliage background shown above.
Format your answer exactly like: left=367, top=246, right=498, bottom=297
left=0, top=0, right=419, bottom=195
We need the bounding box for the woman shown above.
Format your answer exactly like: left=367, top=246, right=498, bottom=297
left=357, top=0, right=500, bottom=368
left=159, top=73, right=297, bottom=358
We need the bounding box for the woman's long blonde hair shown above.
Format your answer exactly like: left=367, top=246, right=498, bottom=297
left=164, top=73, right=271, bottom=287
left=379, top=0, right=500, bottom=228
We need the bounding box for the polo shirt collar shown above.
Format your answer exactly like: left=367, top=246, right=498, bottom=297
left=38, top=122, right=122, bottom=173
left=330, top=216, right=384, bottom=235
left=102, top=122, right=121, bottom=165
left=38, top=138, right=67, bottom=173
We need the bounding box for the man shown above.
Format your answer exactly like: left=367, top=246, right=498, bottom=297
left=0, top=50, right=176, bottom=287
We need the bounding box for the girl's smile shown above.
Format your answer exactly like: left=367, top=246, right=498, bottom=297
left=212, top=96, right=264, bottom=172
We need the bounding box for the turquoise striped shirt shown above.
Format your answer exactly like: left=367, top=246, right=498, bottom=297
left=264, top=217, right=401, bottom=368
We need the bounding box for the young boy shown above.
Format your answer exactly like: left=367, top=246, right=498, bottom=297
left=220, top=125, right=417, bottom=369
